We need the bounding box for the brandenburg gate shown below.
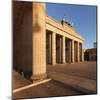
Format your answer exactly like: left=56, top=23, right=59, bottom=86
left=13, top=1, right=84, bottom=82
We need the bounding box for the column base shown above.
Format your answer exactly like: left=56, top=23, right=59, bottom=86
left=62, top=60, right=66, bottom=64
left=31, top=73, right=47, bottom=82
left=52, top=63, right=56, bottom=65
left=77, top=60, right=80, bottom=63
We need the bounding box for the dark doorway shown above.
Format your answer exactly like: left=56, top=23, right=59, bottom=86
left=56, top=34, right=62, bottom=63
left=65, top=38, right=71, bottom=63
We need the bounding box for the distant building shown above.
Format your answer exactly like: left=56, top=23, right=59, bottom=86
left=84, top=48, right=96, bottom=61
left=84, top=42, right=97, bottom=61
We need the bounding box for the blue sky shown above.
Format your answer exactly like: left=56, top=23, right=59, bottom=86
left=46, top=3, right=97, bottom=49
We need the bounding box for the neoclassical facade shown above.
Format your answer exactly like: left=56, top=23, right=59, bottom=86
left=13, top=1, right=84, bottom=82
left=46, top=16, right=84, bottom=64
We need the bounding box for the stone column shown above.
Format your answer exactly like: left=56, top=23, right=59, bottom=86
left=49, top=33, right=52, bottom=64
left=82, top=44, right=84, bottom=62
left=32, top=3, right=46, bottom=81
left=52, top=32, right=56, bottom=65
left=62, top=36, right=65, bottom=63
left=77, top=42, right=80, bottom=62
left=72, top=40, right=74, bottom=63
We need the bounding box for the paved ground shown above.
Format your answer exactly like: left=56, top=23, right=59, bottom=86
left=13, top=80, right=86, bottom=99
left=47, top=61, right=96, bottom=80
left=13, top=61, right=97, bottom=99
left=47, top=61, right=97, bottom=93
left=13, top=70, right=31, bottom=90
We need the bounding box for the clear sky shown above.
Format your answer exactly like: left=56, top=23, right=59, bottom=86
left=46, top=3, right=97, bottom=49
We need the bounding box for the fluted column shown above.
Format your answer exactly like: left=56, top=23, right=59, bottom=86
left=62, top=36, right=65, bottom=63
left=49, top=33, right=52, bottom=64
left=32, top=3, right=46, bottom=81
left=52, top=32, right=56, bottom=65
left=72, top=40, right=74, bottom=63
